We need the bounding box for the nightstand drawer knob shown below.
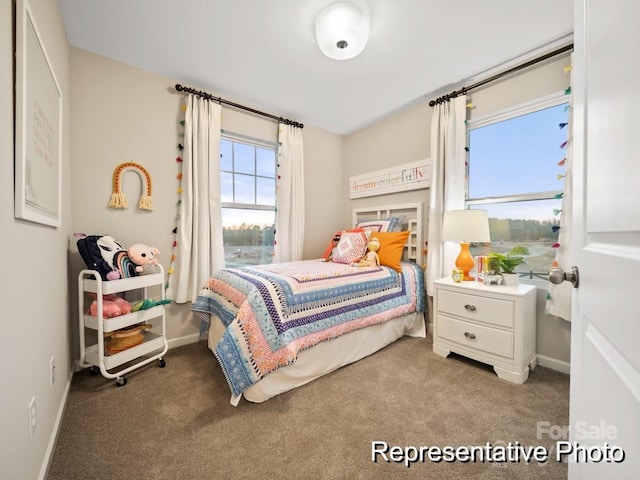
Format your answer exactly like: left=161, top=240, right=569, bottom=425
left=464, top=332, right=476, bottom=340
left=464, top=304, right=477, bottom=312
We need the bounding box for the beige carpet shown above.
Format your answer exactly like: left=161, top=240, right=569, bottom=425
left=47, top=332, right=569, bottom=479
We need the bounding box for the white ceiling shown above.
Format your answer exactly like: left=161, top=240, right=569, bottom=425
left=58, top=0, right=574, bottom=135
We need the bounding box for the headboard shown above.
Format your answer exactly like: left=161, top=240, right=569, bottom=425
left=352, top=202, right=424, bottom=267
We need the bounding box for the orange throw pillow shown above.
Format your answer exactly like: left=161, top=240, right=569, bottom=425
left=370, top=231, right=410, bottom=272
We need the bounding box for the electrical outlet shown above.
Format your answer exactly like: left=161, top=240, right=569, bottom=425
left=28, top=397, right=36, bottom=440
left=49, top=356, right=56, bottom=387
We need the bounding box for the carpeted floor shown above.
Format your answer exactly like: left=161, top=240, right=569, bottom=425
left=47, top=332, right=570, bottom=479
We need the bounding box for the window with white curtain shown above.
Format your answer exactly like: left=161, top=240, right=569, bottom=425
left=220, top=133, right=277, bottom=266
left=465, top=92, right=570, bottom=279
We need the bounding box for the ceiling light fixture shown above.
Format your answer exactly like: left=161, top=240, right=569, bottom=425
left=315, top=2, right=370, bottom=60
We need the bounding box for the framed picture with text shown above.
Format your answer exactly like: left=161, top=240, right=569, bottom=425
left=14, top=0, right=63, bottom=228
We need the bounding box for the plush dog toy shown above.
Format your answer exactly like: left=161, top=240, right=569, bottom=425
left=127, top=244, right=161, bottom=274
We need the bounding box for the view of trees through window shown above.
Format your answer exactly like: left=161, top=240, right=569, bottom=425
left=466, top=97, right=570, bottom=278
left=220, top=135, right=276, bottom=267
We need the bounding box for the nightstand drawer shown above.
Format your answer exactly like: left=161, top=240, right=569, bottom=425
left=437, top=289, right=514, bottom=328
left=437, top=314, right=514, bottom=359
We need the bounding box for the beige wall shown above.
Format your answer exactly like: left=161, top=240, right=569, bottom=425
left=343, top=52, right=572, bottom=369
left=69, top=48, right=345, bottom=352
left=1, top=1, right=72, bottom=479
left=1, top=3, right=571, bottom=475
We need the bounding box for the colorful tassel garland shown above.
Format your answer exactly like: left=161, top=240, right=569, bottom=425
left=554, top=193, right=564, bottom=199
left=552, top=243, right=560, bottom=248
left=559, top=122, right=568, bottom=129
left=560, top=140, right=568, bottom=149
left=565, top=86, right=571, bottom=95
left=551, top=225, right=561, bottom=233
left=557, top=174, right=565, bottom=180
left=176, top=157, right=183, bottom=163
left=553, top=208, right=562, bottom=216
left=564, top=66, right=573, bottom=74
left=557, top=158, right=566, bottom=166
left=546, top=292, right=552, bottom=300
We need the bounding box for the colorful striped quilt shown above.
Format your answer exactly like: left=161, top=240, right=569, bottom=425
left=192, top=259, right=425, bottom=397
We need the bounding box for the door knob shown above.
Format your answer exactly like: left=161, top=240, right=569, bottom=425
left=549, top=264, right=580, bottom=288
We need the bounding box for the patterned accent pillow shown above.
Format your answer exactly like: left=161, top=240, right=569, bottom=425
left=331, top=230, right=370, bottom=264
left=357, top=220, right=392, bottom=233
left=384, top=216, right=404, bottom=232
left=356, top=216, right=404, bottom=232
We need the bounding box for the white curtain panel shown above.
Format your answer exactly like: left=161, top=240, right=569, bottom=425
left=426, top=96, right=467, bottom=296
left=167, top=95, right=225, bottom=303
left=546, top=62, right=574, bottom=321
left=273, top=124, right=305, bottom=263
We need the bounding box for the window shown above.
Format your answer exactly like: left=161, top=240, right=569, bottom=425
left=466, top=93, right=570, bottom=279
left=220, top=134, right=277, bottom=267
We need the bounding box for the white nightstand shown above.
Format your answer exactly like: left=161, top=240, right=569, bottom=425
left=432, top=277, right=537, bottom=384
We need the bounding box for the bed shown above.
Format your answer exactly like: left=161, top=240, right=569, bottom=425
left=192, top=203, right=426, bottom=405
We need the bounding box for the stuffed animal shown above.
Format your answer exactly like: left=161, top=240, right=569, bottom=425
left=351, top=237, right=381, bottom=267
left=321, top=231, right=342, bottom=261
left=88, top=294, right=133, bottom=318
left=131, top=298, right=172, bottom=312
left=127, top=243, right=161, bottom=274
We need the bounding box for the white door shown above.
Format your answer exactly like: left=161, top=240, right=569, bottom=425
left=569, top=1, right=640, bottom=478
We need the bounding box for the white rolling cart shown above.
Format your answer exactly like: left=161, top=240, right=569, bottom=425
left=78, top=265, right=168, bottom=386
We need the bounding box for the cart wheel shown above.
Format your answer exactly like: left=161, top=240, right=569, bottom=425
left=89, top=366, right=99, bottom=376
left=116, top=377, right=127, bottom=387
left=158, top=358, right=166, bottom=368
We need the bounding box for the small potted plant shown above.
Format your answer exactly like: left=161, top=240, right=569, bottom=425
left=489, top=250, right=526, bottom=286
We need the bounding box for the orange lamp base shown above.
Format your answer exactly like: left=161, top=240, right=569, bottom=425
left=455, top=242, right=476, bottom=281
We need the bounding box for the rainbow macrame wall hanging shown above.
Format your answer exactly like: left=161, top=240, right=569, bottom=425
left=108, top=161, right=154, bottom=211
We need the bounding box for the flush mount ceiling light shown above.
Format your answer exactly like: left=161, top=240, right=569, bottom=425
left=315, top=2, right=370, bottom=60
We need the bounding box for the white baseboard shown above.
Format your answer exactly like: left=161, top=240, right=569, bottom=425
left=167, top=332, right=200, bottom=349
left=536, top=354, right=570, bottom=375
left=39, top=374, right=72, bottom=480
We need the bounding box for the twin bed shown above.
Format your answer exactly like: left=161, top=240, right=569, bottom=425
left=192, top=203, right=427, bottom=405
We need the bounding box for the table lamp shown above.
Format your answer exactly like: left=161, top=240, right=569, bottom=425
left=441, top=209, right=491, bottom=281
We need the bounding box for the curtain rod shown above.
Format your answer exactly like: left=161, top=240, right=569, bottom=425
left=428, top=43, right=574, bottom=107
left=174, top=84, right=304, bottom=129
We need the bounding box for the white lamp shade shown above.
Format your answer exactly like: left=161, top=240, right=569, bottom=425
left=441, top=209, right=491, bottom=243
left=315, top=2, right=370, bottom=60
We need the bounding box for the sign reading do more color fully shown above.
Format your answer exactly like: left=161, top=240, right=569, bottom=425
left=349, top=159, right=432, bottom=199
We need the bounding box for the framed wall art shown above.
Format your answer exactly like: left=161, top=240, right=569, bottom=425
left=14, top=0, right=63, bottom=228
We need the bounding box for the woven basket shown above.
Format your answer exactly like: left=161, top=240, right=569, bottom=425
left=105, top=324, right=152, bottom=354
